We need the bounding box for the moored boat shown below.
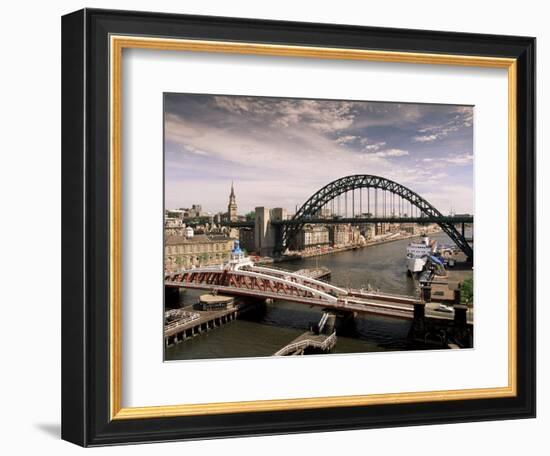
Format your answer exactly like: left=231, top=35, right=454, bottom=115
left=405, top=234, right=437, bottom=276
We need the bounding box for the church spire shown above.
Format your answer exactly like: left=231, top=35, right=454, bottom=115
left=228, top=181, right=237, bottom=222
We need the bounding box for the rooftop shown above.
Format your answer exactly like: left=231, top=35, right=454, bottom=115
left=165, top=234, right=236, bottom=245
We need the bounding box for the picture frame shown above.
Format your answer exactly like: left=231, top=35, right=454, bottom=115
left=61, top=8, right=536, bottom=446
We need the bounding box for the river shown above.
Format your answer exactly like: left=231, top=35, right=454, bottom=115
left=165, top=231, right=460, bottom=361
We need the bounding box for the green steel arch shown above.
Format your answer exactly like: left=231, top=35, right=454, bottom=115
left=281, top=174, right=473, bottom=260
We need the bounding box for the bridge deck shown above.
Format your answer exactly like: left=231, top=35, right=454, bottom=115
left=223, top=216, right=473, bottom=227
left=165, top=266, right=473, bottom=325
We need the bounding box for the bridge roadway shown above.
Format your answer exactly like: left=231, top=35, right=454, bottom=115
left=165, top=266, right=473, bottom=324
left=222, top=215, right=473, bottom=229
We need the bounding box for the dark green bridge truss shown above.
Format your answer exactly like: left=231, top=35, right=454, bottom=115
left=279, top=175, right=473, bottom=259
left=223, top=175, right=473, bottom=260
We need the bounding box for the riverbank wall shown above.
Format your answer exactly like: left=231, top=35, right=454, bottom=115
left=275, top=231, right=439, bottom=263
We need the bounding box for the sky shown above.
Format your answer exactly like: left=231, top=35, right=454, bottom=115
left=164, top=93, right=474, bottom=215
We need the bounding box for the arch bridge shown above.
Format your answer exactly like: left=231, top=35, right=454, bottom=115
left=279, top=174, right=473, bottom=260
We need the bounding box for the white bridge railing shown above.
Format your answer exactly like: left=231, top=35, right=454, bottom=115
left=273, top=332, right=337, bottom=356
left=318, top=312, right=330, bottom=333
left=164, top=310, right=200, bottom=332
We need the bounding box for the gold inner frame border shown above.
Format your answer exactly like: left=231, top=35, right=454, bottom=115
left=109, top=35, right=517, bottom=420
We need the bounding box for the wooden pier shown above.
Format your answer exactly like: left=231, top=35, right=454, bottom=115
left=164, top=297, right=257, bottom=347
left=166, top=262, right=473, bottom=349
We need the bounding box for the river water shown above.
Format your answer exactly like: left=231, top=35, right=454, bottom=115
left=165, top=231, right=456, bottom=361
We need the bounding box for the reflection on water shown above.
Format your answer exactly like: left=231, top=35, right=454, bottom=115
left=165, top=232, right=455, bottom=361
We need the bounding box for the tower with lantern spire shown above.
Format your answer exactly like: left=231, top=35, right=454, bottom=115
left=227, top=181, right=238, bottom=222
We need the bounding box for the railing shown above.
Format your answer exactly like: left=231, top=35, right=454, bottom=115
left=318, top=312, right=330, bottom=333
left=273, top=332, right=337, bottom=356
left=164, top=310, right=201, bottom=332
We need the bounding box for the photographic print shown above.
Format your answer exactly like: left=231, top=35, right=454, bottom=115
left=163, top=93, right=474, bottom=361
left=62, top=12, right=535, bottom=444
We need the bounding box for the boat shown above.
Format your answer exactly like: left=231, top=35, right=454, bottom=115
left=434, top=243, right=461, bottom=267
left=225, top=240, right=254, bottom=270
left=406, top=234, right=437, bottom=276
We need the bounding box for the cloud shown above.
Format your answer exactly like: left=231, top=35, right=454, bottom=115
left=335, top=135, right=358, bottom=145
left=213, top=96, right=262, bottom=114
left=213, top=96, right=357, bottom=133
left=371, top=148, right=409, bottom=158
left=420, top=183, right=473, bottom=214
left=362, top=140, right=387, bottom=151
left=414, top=134, right=439, bottom=142
left=418, top=153, right=473, bottom=169
left=413, top=106, right=473, bottom=143
left=445, top=153, right=473, bottom=165
left=164, top=94, right=473, bottom=213
left=454, top=106, right=474, bottom=127
left=164, top=108, right=394, bottom=188
left=184, top=145, right=209, bottom=156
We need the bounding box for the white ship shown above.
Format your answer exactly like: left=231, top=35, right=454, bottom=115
left=406, top=235, right=437, bottom=276
left=225, top=240, right=254, bottom=270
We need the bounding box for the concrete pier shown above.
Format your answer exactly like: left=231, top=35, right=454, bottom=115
left=322, top=310, right=355, bottom=335
left=198, top=294, right=234, bottom=310
left=408, top=300, right=473, bottom=348
left=412, top=302, right=426, bottom=334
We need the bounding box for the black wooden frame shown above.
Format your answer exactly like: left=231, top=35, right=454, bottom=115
left=61, top=8, right=536, bottom=447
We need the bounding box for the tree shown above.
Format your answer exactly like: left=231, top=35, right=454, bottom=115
left=245, top=211, right=255, bottom=221
left=460, top=278, right=474, bottom=306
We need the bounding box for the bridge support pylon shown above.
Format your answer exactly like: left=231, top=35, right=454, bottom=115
left=452, top=304, right=472, bottom=348
left=453, top=304, right=468, bottom=328
left=411, top=302, right=426, bottom=337
left=329, top=310, right=356, bottom=335
left=164, top=286, right=180, bottom=308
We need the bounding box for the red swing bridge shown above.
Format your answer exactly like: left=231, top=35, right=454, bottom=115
left=165, top=263, right=421, bottom=319
left=165, top=242, right=471, bottom=324
left=165, top=242, right=473, bottom=351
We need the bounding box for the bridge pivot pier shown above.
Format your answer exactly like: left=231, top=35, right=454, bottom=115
left=451, top=304, right=472, bottom=347
left=408, top=289, right=473, bottom=348
left=411, top=302, right=426, bottom=337
left=315, top=309, right=355, bottom=336
left=235, top=297, right=268, bottom=320
left=165, top=286, right=181, bottom=307
left=420, top=283, right=432, bottom=303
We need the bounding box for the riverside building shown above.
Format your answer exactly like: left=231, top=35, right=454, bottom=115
left=164, top=234, right=236, bottom=271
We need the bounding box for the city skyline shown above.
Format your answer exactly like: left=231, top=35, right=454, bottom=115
left=165, top=93, right=474, bottom=215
